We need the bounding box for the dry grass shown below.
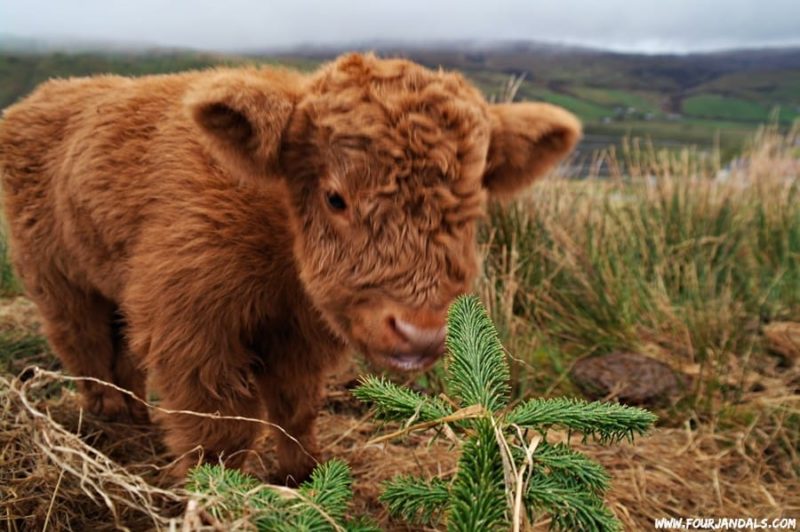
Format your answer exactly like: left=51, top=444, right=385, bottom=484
left=479, top=123, right=800, bottom=415
left=0, top=371, right=183, bottom=530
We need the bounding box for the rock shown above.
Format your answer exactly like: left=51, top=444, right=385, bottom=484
left=763, top=322, right=800, bottom=366
left=570, top=352, right=684, bottom=406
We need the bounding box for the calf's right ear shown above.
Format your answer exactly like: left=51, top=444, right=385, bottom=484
left=185, top=71, right=295, bottom=178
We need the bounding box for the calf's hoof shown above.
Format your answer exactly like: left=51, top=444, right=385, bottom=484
left=83, top=387, right=132, bottom=420
left=270, top=451, right=319, bottom=487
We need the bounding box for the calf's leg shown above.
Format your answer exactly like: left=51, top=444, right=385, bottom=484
left=28, top=279, right=134, bottom=419
left=134, top=321, right=266, bottom=477
left=256, top=356, right=325, bottom=485
left=110, top=314, right=150, bottom=423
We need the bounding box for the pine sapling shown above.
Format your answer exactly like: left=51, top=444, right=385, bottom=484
left=354, top=295, right=657, bottom=531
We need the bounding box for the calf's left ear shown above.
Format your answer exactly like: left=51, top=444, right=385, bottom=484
left=185, top=71, right=296, bottom=178
left=483, top=103, right=582, bottom=198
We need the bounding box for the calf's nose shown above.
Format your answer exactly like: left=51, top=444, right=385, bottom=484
left=389, top=316, right=447, bottom=356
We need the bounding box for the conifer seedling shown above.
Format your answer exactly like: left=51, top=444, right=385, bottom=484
left=354, top=295, right=656, bottom=531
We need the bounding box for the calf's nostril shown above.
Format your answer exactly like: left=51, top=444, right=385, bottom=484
left=393, top=318, right=447, bottom=351
left=386, top=315, right=407, bottom=341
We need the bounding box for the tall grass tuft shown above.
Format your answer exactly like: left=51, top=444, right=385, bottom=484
left=480, top=121, right=800, bottom=415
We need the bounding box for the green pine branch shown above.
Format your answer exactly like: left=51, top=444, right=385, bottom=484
left=292, top=459, right=354, bottom=530
left=506, top=397, right=657, bottom=444
left=446, top=419, right=509, bottom=531
left=187, top=460, right=379, bottom=532
left=445, top=295, right=511, bottom=412
left=526, top=473, right=620, bottom=532
left=379, top=475, right=450, bottom=525
left=527, top=441, right=610, bottom=494
left=186, top=464, right=263, bottom=521
left=351, top=375, right=453, bottom=423
left=188, top=295, right=656, bottom=530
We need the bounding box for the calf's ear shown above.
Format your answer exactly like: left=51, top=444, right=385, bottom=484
left=483, top=103, right=581, bottom=198
left=185, top=71, right=296, bottom=178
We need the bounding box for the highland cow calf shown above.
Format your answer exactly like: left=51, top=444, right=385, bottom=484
left=0, top=54, right=580, bottom=482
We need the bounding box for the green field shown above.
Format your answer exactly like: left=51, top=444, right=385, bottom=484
left=692, top=70, right=800, bottom=104
left=569, top=86, right=662, bottom=115
left=520, top=85, right=612, bottom=121
left=683, top=93, right=799, bottom=123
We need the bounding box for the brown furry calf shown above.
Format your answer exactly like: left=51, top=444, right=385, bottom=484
left=0, top=53, right=580, bottom=482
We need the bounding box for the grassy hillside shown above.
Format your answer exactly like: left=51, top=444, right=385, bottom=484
left=0, top=51, right=322, bottom=111
left=1, top=45, right=799, bottom=159
left=0, top=51, right=252, bottom=111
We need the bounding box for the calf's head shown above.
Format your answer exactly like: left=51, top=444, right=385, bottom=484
left=188, top=53, right=581, bottom=371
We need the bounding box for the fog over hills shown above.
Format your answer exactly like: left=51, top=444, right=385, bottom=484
left=4, top=32, right=798, bottom=60
left=4, top=0, right=799, bottom=53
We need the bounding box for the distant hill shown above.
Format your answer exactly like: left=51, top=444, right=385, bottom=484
left=267, top=42, right=800, bottom=150
left=1, top=39, right=798, bottom=157
left=268, top=40, right=800, bottom=93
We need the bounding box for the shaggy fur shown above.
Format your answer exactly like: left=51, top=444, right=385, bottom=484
left=0, top=53, right=580, bottom=482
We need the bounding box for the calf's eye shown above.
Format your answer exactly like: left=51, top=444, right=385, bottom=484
left=326, top=192, right=347, bottom=212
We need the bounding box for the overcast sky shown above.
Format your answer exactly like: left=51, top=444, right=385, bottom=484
left=1, top=0, right=799, bottom=54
